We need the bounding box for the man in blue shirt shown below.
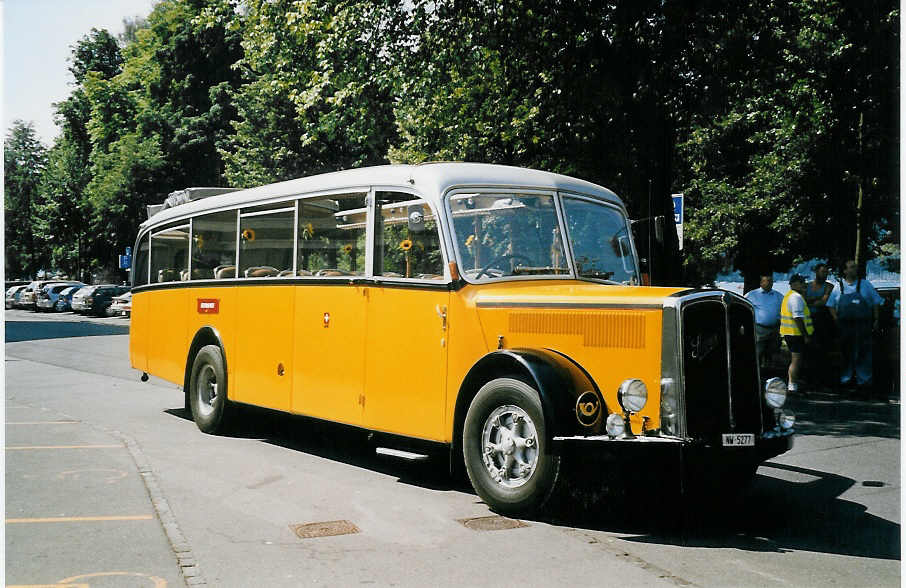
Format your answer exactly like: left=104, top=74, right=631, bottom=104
left=745, top=274, right=784, bottom=369
left=828, top=260, right=883, bottom=389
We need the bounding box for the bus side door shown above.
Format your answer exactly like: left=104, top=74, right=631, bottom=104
left=292, top=284, right=366, bottom=426
left=363, top=287, right=449, bottom=441
left=233, top=285, right=294, bottom=411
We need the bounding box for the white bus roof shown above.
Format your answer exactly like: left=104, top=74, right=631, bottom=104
left=139, top=162, right=623, bottom=231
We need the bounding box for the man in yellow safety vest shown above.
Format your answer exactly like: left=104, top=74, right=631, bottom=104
left=780, top=274, right=814, bottom=394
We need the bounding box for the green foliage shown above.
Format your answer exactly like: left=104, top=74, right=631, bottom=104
left=5, top=121, right=48, bottom=279
left=6, top=0, right=898, bottom=285
left=221, top=0, right=400, bottom=186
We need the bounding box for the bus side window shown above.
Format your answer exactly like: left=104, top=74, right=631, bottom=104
left=298, top=193, right=367, bottom=277
left=133, top=234, right=150, bottom=287
left=375, top=192, right=444, bottom=280
left=192, top=210, right=238, bottom=280
left=239, top=203, right=295, bottom=278
left=150, top=224, right=190, bottom=283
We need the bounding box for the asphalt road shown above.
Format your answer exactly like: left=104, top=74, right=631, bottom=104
left=4, top=309, right=901, bottom=587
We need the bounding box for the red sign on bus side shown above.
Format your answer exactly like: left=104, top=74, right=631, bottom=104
left=197, top=299, right=219, bottom=314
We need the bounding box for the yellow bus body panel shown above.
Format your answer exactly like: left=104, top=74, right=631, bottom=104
left=363, top=286, right=449, bottom=441
left=146, top=288, right=189, bottom=386
left=232, top=286, right=295, bottom=411
left=293, top=284, right=366, bottom=426
left=185, top=286, right=238, bottom=392
left=130, top=291, right=149, bottom=373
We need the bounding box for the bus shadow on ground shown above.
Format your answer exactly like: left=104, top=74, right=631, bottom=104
left=164, top=405, right=472, bottom=492
left=164, top=405, right=899, bottom=560
left=5, top=320, right=129, bottom=342
left=537, top=460, right=900, bottom=561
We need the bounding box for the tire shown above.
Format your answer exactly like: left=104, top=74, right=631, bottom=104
left=463, top=377, right=560, bottom=516
left=189, top=344, right=233, bottom=434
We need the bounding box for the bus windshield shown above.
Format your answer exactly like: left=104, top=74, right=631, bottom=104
left=561, top=196, right=638, bottom=284
left=449, top=192, right=637, bottom=284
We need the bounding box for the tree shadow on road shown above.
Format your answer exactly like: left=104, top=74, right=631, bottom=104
left=536, top=460, right=899, bottom=560
left=785, top=393, right=900, bottom=439
left=5, top=319, right=129, bottom=342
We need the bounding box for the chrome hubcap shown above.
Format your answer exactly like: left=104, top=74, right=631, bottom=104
left=196, top=365, right=217, bottom=417
left=481, top=405, right=539, bottom=488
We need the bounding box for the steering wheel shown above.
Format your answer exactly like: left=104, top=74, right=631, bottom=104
left=475, top=253, right=533, bottom=279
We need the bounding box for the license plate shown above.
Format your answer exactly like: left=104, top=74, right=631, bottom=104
left=722, top=433, right=754, bottom=447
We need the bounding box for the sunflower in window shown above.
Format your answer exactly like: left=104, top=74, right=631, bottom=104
left=400, top=239, right=413, bottom=251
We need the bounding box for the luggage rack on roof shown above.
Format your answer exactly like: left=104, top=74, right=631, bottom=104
left=146, top=187, right=238, bottom=219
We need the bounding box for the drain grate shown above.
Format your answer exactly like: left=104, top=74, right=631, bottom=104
left=290, top=520, right=360, bottom=539
left=458, top=515, right=529, bottom=531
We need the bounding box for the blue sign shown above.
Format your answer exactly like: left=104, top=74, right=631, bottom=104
left=672, top=194, right=684, bottom=250
left=119, top=254, right=132, bottom=270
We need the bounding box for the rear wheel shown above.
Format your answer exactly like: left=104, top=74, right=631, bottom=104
left=189, top=345, right=233, bottom=434
left=463, top=378, right=560, bottom=516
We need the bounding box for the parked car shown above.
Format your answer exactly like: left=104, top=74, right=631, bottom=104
left=18, top=279, right=80, bottom=311
left=5, top=285, right=27, bottom=309
left=70, top=285, right=99, bottom=313
left=85, top=285, right=131, bottom=317
left=54, top=286, right=84, bottom=312
left=36, top=282, right=84, bottom=312
left=107, top=291, right=132, bottom=317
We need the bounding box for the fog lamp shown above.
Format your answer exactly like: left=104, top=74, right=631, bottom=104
left=764, top=377, right=787, bottom=409
left=779, top=410, right=795, bottom=430
left=605, top=413, right=625, bottom=437
left=617, top=378, right=648, bottom=413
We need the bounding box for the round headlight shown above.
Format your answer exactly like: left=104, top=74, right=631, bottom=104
left=605, top=413, right=625, bottom=437
left=764, top=377, right=787, bottom=408
left=779, top=410, right=795, bottom=430
left=618, top=379, right=648, bottom=413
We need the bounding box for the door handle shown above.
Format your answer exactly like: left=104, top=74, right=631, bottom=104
left=435, top=304, right=447, bottom=330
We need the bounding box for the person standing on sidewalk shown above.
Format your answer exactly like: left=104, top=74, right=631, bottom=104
left=745, top=274, right=784, bottom=370
left=781, top=274, right=814, bottom=395
left=805, top=263, right=836, bottom=389
left=828, top=260, right=882, bottom=391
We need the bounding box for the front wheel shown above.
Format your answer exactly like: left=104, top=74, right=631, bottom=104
left=189, top=344, right=233, bottom=434
left=463, top=378, right=560, bottom=516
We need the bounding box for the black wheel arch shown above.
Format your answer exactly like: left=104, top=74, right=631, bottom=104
left=451, top=348, right=604, bottom=474
left=184, top=326, right=229, bottom=410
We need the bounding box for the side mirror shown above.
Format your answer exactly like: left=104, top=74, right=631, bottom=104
left=654, top=215, right=664, bottom=244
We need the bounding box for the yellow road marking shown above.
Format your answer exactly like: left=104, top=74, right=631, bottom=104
left=7, top=515, right=153, bottom=524
left=8, top=584, right=89, bottom=587
left=6, top=445, right=122, bottom=450
left=59, top=572, right=167, bottom=587
left=6, top=421, right=81, bottom=425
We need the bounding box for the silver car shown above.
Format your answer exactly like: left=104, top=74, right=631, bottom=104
left=5, top=285, right=27, bottom=309
left=72, top=286, right=97, bottom=313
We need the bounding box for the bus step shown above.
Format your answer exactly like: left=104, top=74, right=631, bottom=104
left=375, top=447, right=429, bottom=461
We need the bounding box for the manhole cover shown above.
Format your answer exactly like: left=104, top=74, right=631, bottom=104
left=290, top=520, right=360, bottom=539
left=458, top=515, right=528, bottom=531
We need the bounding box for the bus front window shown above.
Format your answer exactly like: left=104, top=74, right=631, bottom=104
left=449, top=193, right=569, bottom=281
left=561, top=196, right=638, bottom=285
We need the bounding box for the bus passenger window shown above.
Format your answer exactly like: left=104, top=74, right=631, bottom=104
left=150, top=224, right=190, bottom=283
left=375, top=192, right=444, bottom=279
left=133, top=234, right=150, bottom=286
left=192, top=210, right=238, bottom=280
left=239, top=202, right=295, bottom=278
left=297, top=193, right=367, bottom=277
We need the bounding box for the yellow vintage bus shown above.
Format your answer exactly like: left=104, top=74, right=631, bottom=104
left=130, top=163, right=793, bottom=514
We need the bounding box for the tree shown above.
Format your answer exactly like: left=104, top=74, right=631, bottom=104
left=5, top=121, right=48, bottom=279
left=221, top=0, right=401, bottom=186
left=675, top=0, right=899, bottom=290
